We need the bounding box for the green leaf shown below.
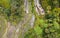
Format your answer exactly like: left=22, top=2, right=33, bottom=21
left=44, top=24, right=48, bottom=28
left=39, top=19, right=44, bottom=23
left=53, top=21, right=59, bottom=29
left=34, top=26, right=42, bottom=35
left=39, top=19, right=45, bottom=25
left=0, top=0, right=10, bottom=8
left=50, top=29, right=55, bottom=32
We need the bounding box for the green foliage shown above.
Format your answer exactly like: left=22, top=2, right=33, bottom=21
left=24, top=29, right=36, bottom=38
left=0, top=0, right=60, bottom=38
left=0, top=16, right=7, bottom=38
left=0, top=0, right=10, bottom=8
left=34, top=26, right=43, bottom=35
left=0, top=0, right=25, bottom=26
left=24, top=0, right=60, bottom=38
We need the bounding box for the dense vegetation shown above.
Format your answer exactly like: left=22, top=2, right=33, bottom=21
left=24, top=0, right=60, bottom=38
left=0, top=0, right=60, bottom=38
